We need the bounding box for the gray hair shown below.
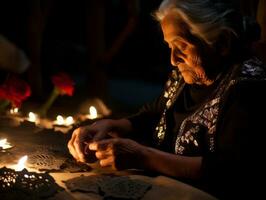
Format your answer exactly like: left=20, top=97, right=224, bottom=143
left=154, top=0, right=242, bottom=45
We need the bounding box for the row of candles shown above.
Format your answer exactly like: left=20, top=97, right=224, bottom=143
left=11, top=105, right=99, bottom=126
left=0, top=106, right=102, bottom=172
left=0, top=106, right=98, bottom=171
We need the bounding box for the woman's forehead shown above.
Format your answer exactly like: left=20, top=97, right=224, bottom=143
left=161, top=13, right=190, bottom=42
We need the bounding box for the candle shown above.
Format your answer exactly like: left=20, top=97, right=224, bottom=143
left=55, top=115, right=64, bottom=125
left=65, top=116, right=74, bottom=126
left=28, top=112, right=39, bottom=124
left=54, top=115, right=74, bottom=126
left=87, top=106, right=98, bottom=119
left=0, top=138, right=13, bottom=150
left=15, top=155, right=28, bottom=171
left=10, top=107, right=19, bottom=114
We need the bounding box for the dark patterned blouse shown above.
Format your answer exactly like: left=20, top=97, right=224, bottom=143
left=128, top=57, right=266, bottom=199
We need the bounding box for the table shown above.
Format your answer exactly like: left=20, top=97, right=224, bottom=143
left=0, top=117, right=218, bottom=200
left=49, top=170, right=218, bottom=200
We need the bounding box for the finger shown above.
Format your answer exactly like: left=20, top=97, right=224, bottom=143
left=93, top=131, right=108, bottom=141
left=108, top=131, right=119, bottom=138
left=73, top=136, right=86, bottom=162
left=79, top=126, right=94, bottom=141
left=84, top=142, right=91, bottom=155
left=89, top=139, right=116, bottom=151
left=95, top=149, right=113, bottom=160
left=89, top=142, right=109, bottom=151
left=71, top=127, right=88, bottom=162
left=67, top=133, right=79, bottom=161
left=99, top=156, right=114, bottom=167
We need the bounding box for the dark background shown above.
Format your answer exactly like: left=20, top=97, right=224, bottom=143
left=0, top=0, right=263, bottom=116
left=0, top=0, right=170, bottom=115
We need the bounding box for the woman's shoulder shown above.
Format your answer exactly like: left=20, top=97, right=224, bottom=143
left=238, top=57, right=266, bottom=81
left=226, top=57, right=266, bottom=107
left=221, top=57, right=266, bottom=100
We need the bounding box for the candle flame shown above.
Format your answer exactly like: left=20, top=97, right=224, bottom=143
left=89, top=106, right=97, bottom=119
left=65, top=116, right=74, bottom=125
left=0, top=138, right=12, bottom=150
left=56, top=115, right=64, bottom=125
left=16, top=155, right=28, bottom=171
left=28, top=112, right=37, bottom=122
left=10, top=108, right=19, bottom=114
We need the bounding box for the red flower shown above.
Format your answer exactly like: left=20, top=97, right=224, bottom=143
left=51, top=72, right=74, bottom=96
left=0, top=87, right=8, bottom=99
left=0, top=76, right=31, bottom=107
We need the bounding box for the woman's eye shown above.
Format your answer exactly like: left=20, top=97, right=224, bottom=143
left=179, top=43, right=187, bottom=51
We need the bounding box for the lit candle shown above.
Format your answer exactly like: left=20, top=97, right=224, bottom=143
left=87, top=106, right=98, bottom=119
left=15, top=155, right=28, bottom=171
left=0, top=138, right=13, bottom=150
left=55, top=115, right=64, bottom=125
left=10, top=107, right=19, bottom=114
left=28, top=112, right=39, bottom=123
left=65, top=116, right=74, bottom=126
left=54, top=115, right=74, bottom=126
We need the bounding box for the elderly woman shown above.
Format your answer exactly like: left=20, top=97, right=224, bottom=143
left=68, top=0, right=266, bottom=199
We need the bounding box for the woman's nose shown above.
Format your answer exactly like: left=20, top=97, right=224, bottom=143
left=170, top=48, right=183, bottom=66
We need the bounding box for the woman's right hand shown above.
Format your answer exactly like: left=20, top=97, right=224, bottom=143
left=67, top=119, right=115, bottom=163
left=67, top=119, right=132, bottom=163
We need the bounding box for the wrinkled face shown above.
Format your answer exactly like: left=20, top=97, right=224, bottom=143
left=161, top=13, right=218, bottom=85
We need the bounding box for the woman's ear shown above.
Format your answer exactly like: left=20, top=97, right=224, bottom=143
left=214, top=30, right=232, bottom=56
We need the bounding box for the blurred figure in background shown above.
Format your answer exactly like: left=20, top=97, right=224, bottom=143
left=0, top=34, right=29, bottom=75
left=0, top=0, right=53, bottom=99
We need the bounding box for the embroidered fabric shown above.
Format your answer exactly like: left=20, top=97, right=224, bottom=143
left=154, top=58, right=266, bottom=155
left=175, top=63, right=241, bottom=155
left=154, top=70, right=184, bottom=144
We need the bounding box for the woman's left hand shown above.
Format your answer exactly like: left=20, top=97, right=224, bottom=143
left=88, top=138, right=147, bottom=170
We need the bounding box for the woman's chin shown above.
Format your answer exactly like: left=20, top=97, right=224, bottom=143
left=182, top=73, right=195, bottom=85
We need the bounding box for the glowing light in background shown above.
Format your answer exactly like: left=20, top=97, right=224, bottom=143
left=10, top=108, right=19, bottom=114
left=56, top=115, right=64, bottom=125
left=0, top=138, right=12, bottom=150
left=54, top=115, right=74, bottom=126
left=28, top=112, right=38, bottom=123
left=88, top=106, right=97, bottom=119
left=16, top=155, right=28, bottom=171
left=65, top=116, right=74, bottom=126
